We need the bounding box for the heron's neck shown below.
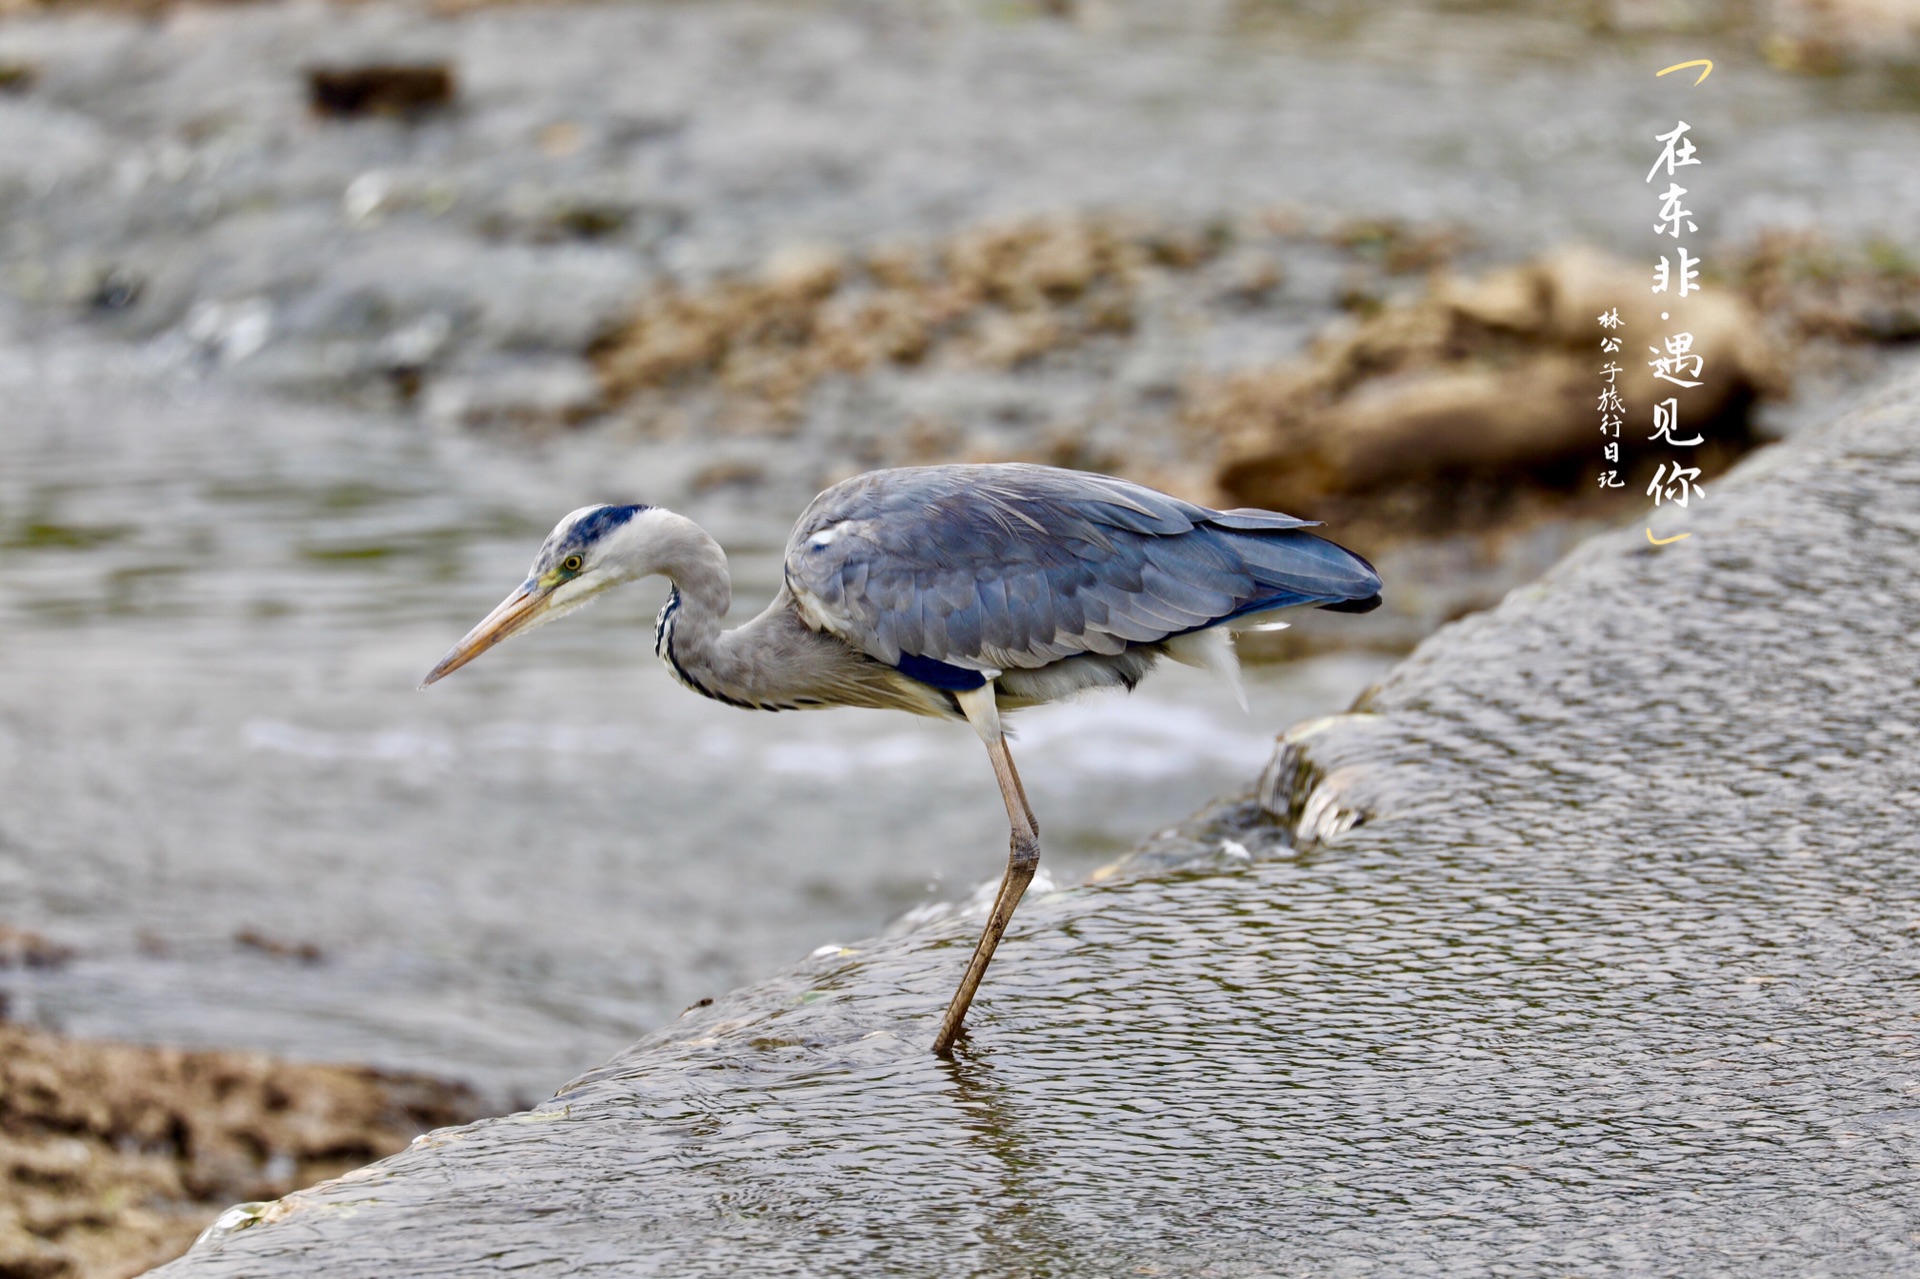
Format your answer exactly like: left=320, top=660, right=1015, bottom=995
left=642, top=512, right=764, bottom=709
left=637, top=509, right=942, bottom=718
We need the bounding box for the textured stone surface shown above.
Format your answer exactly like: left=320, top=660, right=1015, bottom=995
left=155, top=377, right=1920, bottom=1276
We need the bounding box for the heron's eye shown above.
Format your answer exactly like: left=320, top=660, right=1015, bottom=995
left=561, top=554, right=584, bottom=573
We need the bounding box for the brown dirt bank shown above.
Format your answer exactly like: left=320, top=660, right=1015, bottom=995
left=578, top=217, right=1918, bottom=654
left=588, top=217, right=1915, bottom=527
left=590, top=213, right=1227, bottom=435
left=0, top=1023, right=485, bottom=1279
left=1198, top=235, right=1918, bottom=548
left=1194, top=247, right=1786, bottom=542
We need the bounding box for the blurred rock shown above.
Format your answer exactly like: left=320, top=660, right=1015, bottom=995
left=1739, top=230, right=1920, bottom=342
left=1214, top=248, right=1285, bottom=306
left=1591, top=0, right=1920, bottom=71
left=86, top=269, right=141, bottom=316
left=591, top=214, right=1215, bottom=430
left=1589, top=0, right=1733, bottom=34
left=306, top=65, right=456, bottom=121
left=1761, top=0, right=1920, bottom=71
left=230, top=930, right=323, bottom=965
left=424, top=358, right=604, bottom=433
left=0, top=1024, right=483, bottom=1279
left=1327, top=217, right=1465, bottom=275
left=0, top=926, right=74, bottom=971
left=1199, top=248, right=1788, bottom=534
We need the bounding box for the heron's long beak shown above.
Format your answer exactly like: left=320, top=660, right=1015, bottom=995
left=420, top=580, right=550, bottom=688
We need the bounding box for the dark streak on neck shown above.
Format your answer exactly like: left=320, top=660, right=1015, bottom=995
left=655, top=586, right=775, bottom=712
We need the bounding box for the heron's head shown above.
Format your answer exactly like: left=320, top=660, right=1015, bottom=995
left=420, top=503, right=656, bottom=687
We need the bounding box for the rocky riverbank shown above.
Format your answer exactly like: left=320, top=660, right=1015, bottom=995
left=148, top=367, right=1920, bottom=1276
left=0, top=1018, right=483, bottom=1279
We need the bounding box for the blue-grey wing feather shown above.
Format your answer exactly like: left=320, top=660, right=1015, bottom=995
left=783, top=463, right=1379, bottom=674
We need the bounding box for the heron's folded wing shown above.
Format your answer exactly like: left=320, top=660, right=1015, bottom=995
left=782, top=464, right=1373, bottom=673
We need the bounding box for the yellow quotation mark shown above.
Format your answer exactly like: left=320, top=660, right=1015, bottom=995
left=1656, top=59, right=1713, bottom=84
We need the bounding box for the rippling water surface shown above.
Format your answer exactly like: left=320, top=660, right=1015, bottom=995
left=0, top=340, right=1390, bottom=1098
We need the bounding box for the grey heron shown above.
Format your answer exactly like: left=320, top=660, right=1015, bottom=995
left=422, top=463, right=1380, bottom=1055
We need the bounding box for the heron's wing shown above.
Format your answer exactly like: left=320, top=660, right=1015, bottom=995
left=783, top=464, right=1379, bottom=676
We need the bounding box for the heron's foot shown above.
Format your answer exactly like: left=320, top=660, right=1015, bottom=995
left=932, top=830, right=1040, bottom=1056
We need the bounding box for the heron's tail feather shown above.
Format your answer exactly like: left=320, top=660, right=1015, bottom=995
left=1215, top=525, right=1382, bottom=616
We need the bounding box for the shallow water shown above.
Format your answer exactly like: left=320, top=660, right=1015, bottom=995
left=3, top=0, right=1920, bottom=1253
left=0, top=334, right=1391, bottom=1099
left=38, top=0, right=1920, bottom=1099
left=160, top=375, right=1920, bottom=1279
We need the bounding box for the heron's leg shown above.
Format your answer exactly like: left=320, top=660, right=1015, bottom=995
left=934, top=722, right=1040, bottom=1057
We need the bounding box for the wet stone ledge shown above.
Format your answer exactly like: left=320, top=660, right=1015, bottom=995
left=157, top=374, right=1920, bottom=1278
